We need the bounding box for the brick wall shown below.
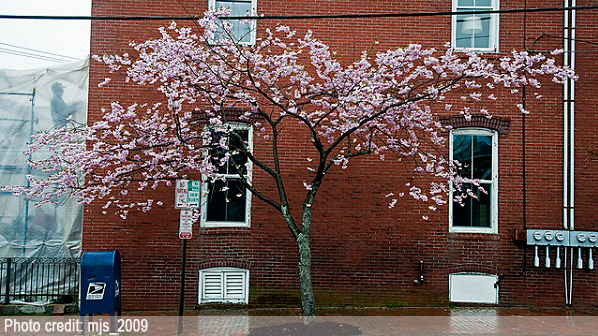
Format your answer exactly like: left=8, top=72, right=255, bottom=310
left=86, top=0, right=598, bottom=311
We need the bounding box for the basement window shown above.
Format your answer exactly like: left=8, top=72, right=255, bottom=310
left=199, top=267, right=249, bottom=304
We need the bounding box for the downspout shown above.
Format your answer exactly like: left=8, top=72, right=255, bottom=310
left=563, top=0, right=569, bottom=230
left=563, top=0, right=570, bottom=306
left=569, top=0, right=576, bottom=233
left=563, top=0, right=576, bottom=306
left=568, top=0, right=576, bottom=306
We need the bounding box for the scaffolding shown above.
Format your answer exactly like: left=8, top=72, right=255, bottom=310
left=0, top=60, right=88, bottom=304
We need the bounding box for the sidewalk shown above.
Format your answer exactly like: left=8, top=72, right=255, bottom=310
left=122, top=307, right=598, bottom=335
left=2, top=308, right=598, bottom=335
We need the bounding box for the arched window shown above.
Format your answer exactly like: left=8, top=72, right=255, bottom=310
left=449, top=128, right=498, bottom=233
left=200, top=122, right=253, bottom=228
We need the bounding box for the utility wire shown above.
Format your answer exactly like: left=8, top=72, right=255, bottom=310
left=540, top=34, right=598, bottom=47
left=0, top=6, right=595, bottom=21
left=0, top=47, right=70, bottom=63
left=0, top=41, right=81, bottom=61
left=227, top=5, right=598, bottom=20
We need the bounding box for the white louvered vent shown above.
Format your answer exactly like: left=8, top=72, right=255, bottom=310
left=203, top=273, right=223, bottom=299
left=224, top=272, right=245, bottom=299
left=199, top=268, right=249, bottom=304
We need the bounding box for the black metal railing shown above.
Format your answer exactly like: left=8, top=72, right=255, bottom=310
left=0, top=257, right=80, bottom=304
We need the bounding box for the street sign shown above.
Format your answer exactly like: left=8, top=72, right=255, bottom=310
left=175, top=180, right=201, bottom=209
left=187, top=180, right=200, bottom=208
left=175, top=180, right=189, bottom=208
left=179, top=209, right=193, bottom=239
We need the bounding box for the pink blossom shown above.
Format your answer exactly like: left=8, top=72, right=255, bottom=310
left=2, top=10, right=576, bottom=217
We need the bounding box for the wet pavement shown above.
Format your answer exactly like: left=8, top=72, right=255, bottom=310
left=191, top=306, right=598, bottom=316
left=116, top=307, right=598, bottom=335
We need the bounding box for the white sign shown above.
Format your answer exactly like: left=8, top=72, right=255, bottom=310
left=86, top=282, right=106, bottom=300
left=175, top=180, right=189, bottom=209
left=179, top=209, right=193, bottom=239
left=175, top=180, right=201, bottom=209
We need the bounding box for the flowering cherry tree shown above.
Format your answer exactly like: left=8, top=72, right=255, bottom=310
left=4, top=10, right=575, bottom=319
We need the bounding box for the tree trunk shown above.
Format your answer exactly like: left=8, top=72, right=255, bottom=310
left=297, top=232, right=315, bottom=324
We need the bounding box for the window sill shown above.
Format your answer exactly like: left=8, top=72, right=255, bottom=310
left=208, top=39, right=256, bottom=47
left=199, top=226, right=251, bottom=235
left=448, top=231, right=501, bottom=241
left=452, top=47, right=499, bottom=53
left=201, top=222, right=250, bottom=228
left=450, top=227, right=497, bottom=234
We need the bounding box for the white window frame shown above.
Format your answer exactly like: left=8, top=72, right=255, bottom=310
left=200, top=122, right=253, bottom=228
left=449, top=128, right=498, bottom=234
left=199, top=267, right=250, bottom=304
left=451, top=0, right=500, bottom=52
left=208, top=0, right=258, bottom=45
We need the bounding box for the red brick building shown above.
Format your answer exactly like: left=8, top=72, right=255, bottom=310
left=87, top=0, right=598, bottom=311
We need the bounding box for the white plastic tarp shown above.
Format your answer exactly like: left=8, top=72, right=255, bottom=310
left=0, top=60, right=88, bottom=260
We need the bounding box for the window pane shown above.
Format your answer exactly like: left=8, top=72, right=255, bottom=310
left=210, top=129, right=249, bottom=175
left=207, top=179, right=247, bottom=222
left=474, top=0, right=492, bottom=7
left=211, top=151, right=228, bottom=175
left=215, top=0, right=251, bottom=3
left=458, top=0, right=492, bottom=8
left=207, top=180, right=227, bottom=221
left=458, top=0, right=475, bottom=6
left=453, top=183, right=491, bottom=228
left=452, top=134, right=472, bottom=178
left=227, top=130, right=248, bottom=174
left=455, top=14, right=471, bottom=49
left=225, top=180, right=246, bottom=222
left=209, top=131, right=228, bottom=174
left=455, top=12, right=491, bottom=49
left=215, top=1, right=253, bottom=43
left=472, top=135, right=492, bottom=180
left=473, top=14, right=491, bottom=49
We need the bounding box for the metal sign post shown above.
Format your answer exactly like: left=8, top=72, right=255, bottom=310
left=175, top=180, right=200, bottom=335
left=178, top=239, right=187, bottom=336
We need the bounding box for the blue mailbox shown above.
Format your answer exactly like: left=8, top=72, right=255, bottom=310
left=80, top=251, right=122, bottom=317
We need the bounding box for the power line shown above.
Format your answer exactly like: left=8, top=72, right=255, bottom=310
left=539, top=34, right=598, bottom=47
left=225, top=6, right=598, bottom=20
left=0, top=47, right=70, bottom=63
left=0, top=6, right=595, bottom=21
left=0, top=41, right=81, bottom=61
